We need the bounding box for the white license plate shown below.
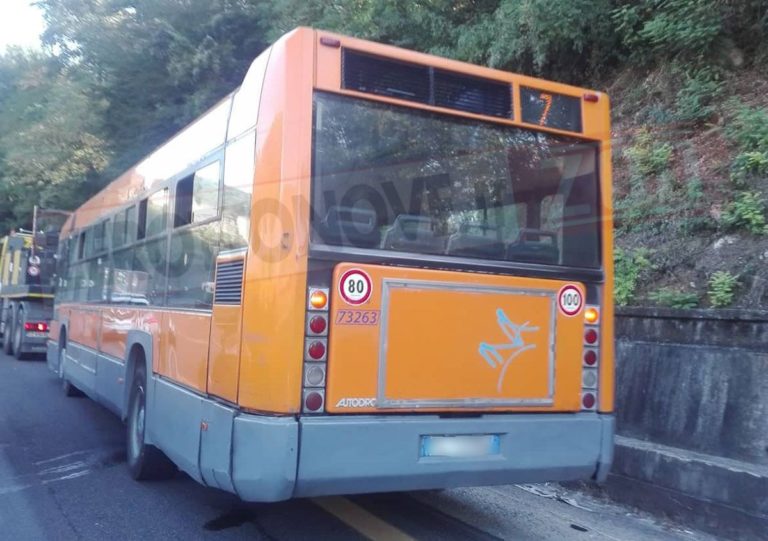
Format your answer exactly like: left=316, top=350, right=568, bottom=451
left=420, top=434, right=500, bottom=458
left=26, top=332, right=47, bottom=338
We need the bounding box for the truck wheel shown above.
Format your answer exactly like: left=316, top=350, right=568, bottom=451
left=126, top=363, right=176, bottom=480
left=2, top=307, right=13, bottom=355
left=13, top=307, right=26, bottom=360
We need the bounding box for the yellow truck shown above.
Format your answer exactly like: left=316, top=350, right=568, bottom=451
left=0, top=212, right=65, bottom=359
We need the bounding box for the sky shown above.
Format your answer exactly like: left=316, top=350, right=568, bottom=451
left=0, top=0, right=45, bottom=52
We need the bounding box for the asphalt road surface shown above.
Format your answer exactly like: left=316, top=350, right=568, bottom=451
left=0, top=351, right=716, bottom=541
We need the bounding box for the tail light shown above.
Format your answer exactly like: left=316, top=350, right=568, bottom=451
left=308, top=315, right=327, bottom=335
left=303, top=287, right=329, bottom=413
left=24, top=322, right=49, bottom=332
left=581, top=304, right=600, bottom=411
left=304, top=390, right=325, bottom=412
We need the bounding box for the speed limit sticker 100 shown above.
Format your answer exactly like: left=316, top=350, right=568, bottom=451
left=339, top=269, right=373, bottom=305
left=558, top=284, right=583, bottom=317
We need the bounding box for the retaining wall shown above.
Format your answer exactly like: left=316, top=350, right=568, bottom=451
left=606, top=307, right=768, bottom=540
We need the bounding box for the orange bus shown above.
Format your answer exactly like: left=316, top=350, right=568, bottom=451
left=48, top=28, right=614, bottom=501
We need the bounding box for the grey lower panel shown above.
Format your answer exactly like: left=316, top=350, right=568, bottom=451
left=65, top=343, right=98, bottom=397
left=117, top=377, right=614, bottom=502
left=293, top=413, right=614, bottom=498
left=200, top=401, right=236, bottom=493
left=95, top=355, right=125, bottom=416
left=149, top=378, right=204, bottom=483
left=46, top=340, right=58, bottom=373
left=231, top=415, right=298, bottom=502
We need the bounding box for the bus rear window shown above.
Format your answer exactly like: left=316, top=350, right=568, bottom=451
left=311, top=93, right=601, bottom=269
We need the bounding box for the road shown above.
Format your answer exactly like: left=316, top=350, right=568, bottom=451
left=0, top=352, right=716, bottom=541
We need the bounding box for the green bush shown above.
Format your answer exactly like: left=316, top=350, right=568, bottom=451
left=725, top=104, right=768, bottom=154
left=708, top=271, right=739, bottom=307
left=648, top=287, right=699, bottom=308
left=674, top=69, right=722, bottom=124
left=731, top=151, right=768, bottom=186
left=614, top=247, right=653, bottom=306
left=624, top=128, right=673, bottom=177
left=721, top=191, right=768, bottom=234
left=613, top=0, right=723, bottom=63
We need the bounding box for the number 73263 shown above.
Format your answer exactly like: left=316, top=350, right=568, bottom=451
left=335, top=309, right=380, bottom=326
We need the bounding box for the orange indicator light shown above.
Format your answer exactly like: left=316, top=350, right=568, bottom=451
left=310, top=290, right=328, bottom=309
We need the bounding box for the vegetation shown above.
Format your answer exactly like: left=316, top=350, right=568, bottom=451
left=647, top=288, right=699, bottom=309
left=0, top=0, right=767, bottom=307
left=614, top=248, right=653, bottom=306
left=708, top=271, right=739, bottom=307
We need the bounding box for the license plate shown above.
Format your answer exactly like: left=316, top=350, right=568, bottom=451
left=26, top=332, right=47, bottom=338
left=420, top=434, right=500, bottom=458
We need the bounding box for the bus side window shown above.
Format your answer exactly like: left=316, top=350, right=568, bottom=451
left=166, top=222, right=218, bottom=309
left=221, top=131, right=255, bottom=250
left=167, top=161, right=222, bottom=309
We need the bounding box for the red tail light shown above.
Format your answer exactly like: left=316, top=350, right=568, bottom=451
left=309, top=315, right=327, bottom=334
left=584, top=349, right=597, bottom=366
left=24, top=322, right=48, bottom=332
left=307, top=341, right=326, bottom=360
left=584, top=329, right=598, bottom=344
left=304, top=391, right=324, bottom=412
left=582, top=392, right=596, bottom=409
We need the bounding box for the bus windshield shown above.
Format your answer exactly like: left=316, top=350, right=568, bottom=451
left=312, top=92, right=601, bottom=269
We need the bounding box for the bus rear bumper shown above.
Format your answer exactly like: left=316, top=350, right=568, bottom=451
left=231, top=412, right=614, bottom=501
left=293, top=413, right=614, bottom=497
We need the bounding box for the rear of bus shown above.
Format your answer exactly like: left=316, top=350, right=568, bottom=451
left=285, top=33, right=614, bottom=496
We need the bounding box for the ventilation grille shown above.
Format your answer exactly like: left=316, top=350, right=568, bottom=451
left=342, top=49, right=512, bottom=119
left=214, top=259, right=244, bottom=305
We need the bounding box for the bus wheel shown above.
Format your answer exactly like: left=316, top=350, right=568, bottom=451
left=126, top=363, right=176, bottom=480
left=2, top=308, right=14, bottom=355
left=13, top=307, right=27, bottom=360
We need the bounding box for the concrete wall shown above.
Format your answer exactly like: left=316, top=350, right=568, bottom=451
left=607, top=307, right=768, bottom=540
left=615, top=307, right=768, bottom=465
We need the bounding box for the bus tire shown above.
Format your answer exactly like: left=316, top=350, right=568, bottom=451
left=13, top=307, right=27, bottom=360
left=126, top=363, right=176, bottom=481
left=3, top=305, right=14, bottom=355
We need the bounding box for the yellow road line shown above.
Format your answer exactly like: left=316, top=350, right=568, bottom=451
left=312, top=496, right=415, bottom=541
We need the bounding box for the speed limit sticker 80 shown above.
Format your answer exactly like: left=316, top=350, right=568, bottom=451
left=558, top=284, right=584, bottom=317
left=339, top=269, right=373, bottom=305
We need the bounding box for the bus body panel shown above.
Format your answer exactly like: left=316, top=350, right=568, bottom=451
left=597, top=135, right=615, bottom=413
left=68, top=306, right=101, bottom=350
left=158, top=311, right=211, bottom=392
left=208, top=303, right=243, bottom=403
left=237, top=28, right=314, bottom=414
left=327, top=263, right=588, bottom=414
left=99, top=307, right=132, bottom=359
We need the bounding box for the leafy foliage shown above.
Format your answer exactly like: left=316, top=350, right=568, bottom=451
left=708, top=270, right=739, bottom=307
left=673, top=68, right=722, bottom=124
left=612, top=0, right=722, bottom=64
left=725, top=103, right=768, bottom=154
left=647, top=287, right=699, bottom=308
left=614, top=247, right=653, bottom=306
left=624, top=128, right=673, bottom=177
left=721, top=191, right=768, bottom=234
